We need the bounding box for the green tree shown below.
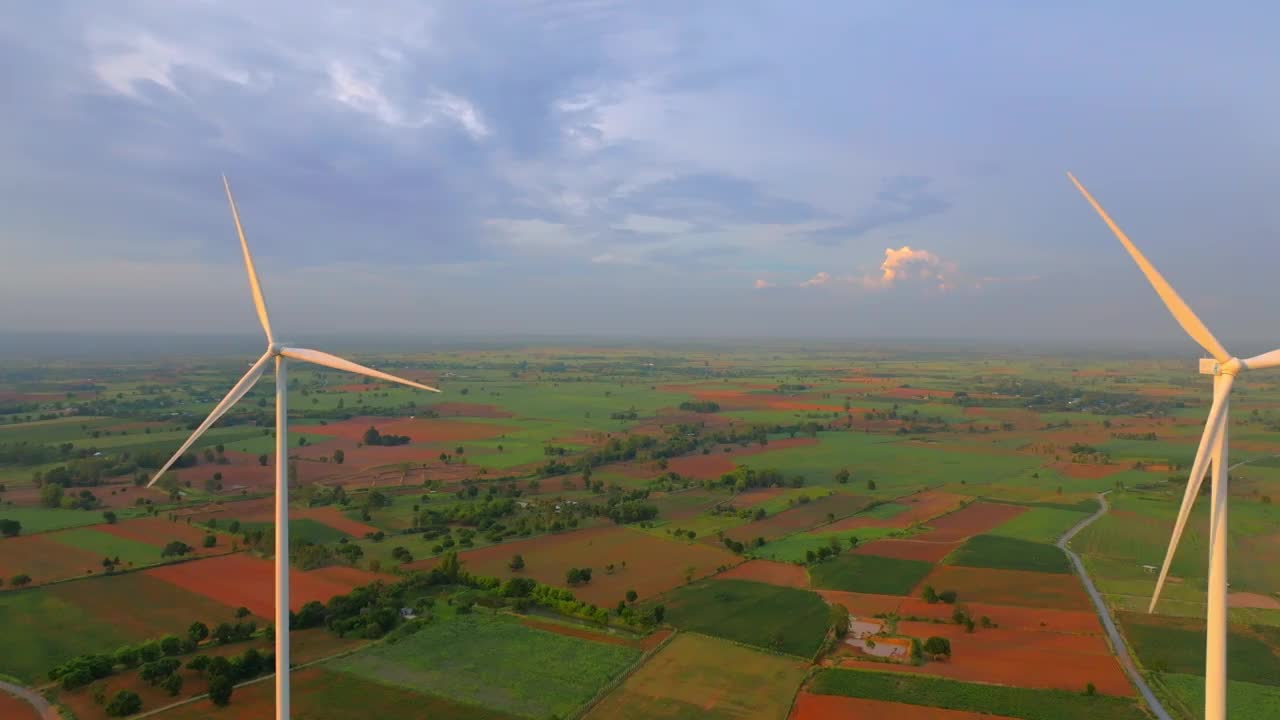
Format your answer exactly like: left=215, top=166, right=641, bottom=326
left=828, top=603, right=850, bottom=639
left=866, top=478, right=877, bottom=491
left=835, top=468, right=850, bottom=484
left=102, top=511, right=118, bottom=524
left=625, top=589, right=638, bottom=603
left=258, top=454, right=269, bottom=467
left=332, top=449, right=345, bottom=464
left=923, top=636, right=951, bottom=658
left=40, top=483, right=64, bottom=508
left=508, top=554, right=525, bottom=571
left=105, top=690, right=142, bottom=717
left=202, top=534, right=217, bottom=548
left=11, top=573, right=31, bottom=587
left=160, top=672, right=183, bottom=696
left=208, top=675, right=233, bottom=707
left=188, top=621, right=209, bottom=644
left=0, top=519, right=21, bottom=537
left=921, top=585, right=939, bottom=604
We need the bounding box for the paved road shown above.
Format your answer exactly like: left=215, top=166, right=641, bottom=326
left=0, top=679, right=58, bottom=720
left=1058, top=491, right=1173, bottom=720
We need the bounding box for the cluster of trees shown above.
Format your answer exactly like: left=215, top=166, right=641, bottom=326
left=678, top=400, right=721, bottom=413
left=361, top=426, right=411, bottom=446
left=714, top=465, right=806, bottom=492
left=565, top=567, right=593, bottom=585
left=721, top=536, right=766, bottom=554
left=920, top=585, right=958, bottom=605
left=804, top=536, right=858, bottom=564
left=0, top=518, right=20, bottom=537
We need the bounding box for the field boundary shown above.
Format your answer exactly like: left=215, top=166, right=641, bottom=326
left=566, top=628, right=677, bottom=720
left=0, top=547, right=246, bottom=597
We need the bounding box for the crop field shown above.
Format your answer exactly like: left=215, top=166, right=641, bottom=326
left=0, top=690, right=38, bottom=720
left=916, top=565, right=1092, bottom=611
left=1116, top=612, right=1280, bottom=686
left=412, top=525, right=740, bottom=606
left=240, top=517, right=352, bottom=544
left=988, top=505, right=1091, bottom=543
left=808, top=668, right=1150, bottom=720
left=716, top=559, right=809, bottom=588
left=854, top=537, right=961, bottom=562
left=750, top=525, right=901, bottom=563
left=0, top=532, right=104, bottom=587
left=913, top=502, right=1028, bottom=542
left=0, top=506, right=105, bottom=533
left=586, top=632, right=808, bottom=720
left=660, top=579, right=830, bottom=657
left=791, top=694, right=1023, bottom=720
left=146, top=553, right=382, bottom=616
left=330, top=612, right=639, bottom=719
left=809, top=553, right=935, bottom=595
left=945, top=534, right=1072, bottom=573
left=1156, top=673, right=1280, bottom=720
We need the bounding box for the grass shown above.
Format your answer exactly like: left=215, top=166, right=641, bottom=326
left=989, top=506, right=1090, bottom=543
left=1117, top=613, right=1280, bottom=686
left=659, top=579, right=829, bottom=657
left=809, top=668, right=1150, bottom=720
left=808, top=553, right=934, bottom=595
left=239, top=518, right=351, bottom=544
left=329, top=611, right=639, bottom=719
left=0, top=585, right=130, bottom=682
left=50, top=527, right=164, bottom=566
left=749, top=526, right=902, bottom=563
left=1157, top=673, right=1280, bottom=720
left=945, top=534, right=1072, bottom=574
left=584, top=632, right=807, bottom=720
left=0, top=507, right=105, bottom=533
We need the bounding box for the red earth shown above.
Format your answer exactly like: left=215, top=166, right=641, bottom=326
left=145, top=554, right=385, bottom=617
left=791, top=693, right=1020, bottom=720
left=826, top=489, right=967, bottom=532
left=880, top=621, right=1134, bottom=696
left=717, top=559, right=810, bottom=588
left=429, top=402, right=513, bottom=418
left=911, top=502, right=1027, bottom=542
left=0, top=533, right=104, bottom=588
left=661, top=437, right=820, bottom=480
left=0, top=690, right=38, bottom=720
left=721, top=492, right=872, bottom=544
left=853, top=538, right=961, bottom=562
left=517, top=616, right=662, bottom=649
left=913, top=566, right=1092, bottom=611
left=815, top=590, right=906, bottom=616
left=896, top=597, right=1103, bottom=634
left=98, top=516, right=230, bottom=555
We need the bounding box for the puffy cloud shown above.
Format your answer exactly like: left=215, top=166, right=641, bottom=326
left=864, top=246, right=953, bottom=290
left=753, top=278, right=776, bottom=289
left=800, top=271, right=831, bottom=287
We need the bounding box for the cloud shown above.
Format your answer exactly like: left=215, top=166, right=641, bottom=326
left=753, top=278, right=775, bottom=289
left=863, top=245, right=965, bottom=291
left=800, top=271, right=832, bottom=287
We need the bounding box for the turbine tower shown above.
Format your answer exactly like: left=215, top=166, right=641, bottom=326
left=148, top=177, right=440, bottom=720
left=1068, top=172, right=1280, bottom=720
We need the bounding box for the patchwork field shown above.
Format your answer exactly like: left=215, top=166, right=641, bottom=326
left=660, top=579, right=830, bottom=657
left=945, top=534, right=1072, bottom=574
left=586, top=632, right=808, bottom=720
left=915, top=565, right=1093, bottom=611
left=809, top=553, right=935, bottom=595
left=146, top=553, right=383, bottom=616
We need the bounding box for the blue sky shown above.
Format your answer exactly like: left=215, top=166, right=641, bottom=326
left=1, top=1, right=1277, bottom=349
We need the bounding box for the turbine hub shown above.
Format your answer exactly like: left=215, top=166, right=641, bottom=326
left=268, top=342, right=284, bottom=356
left=1219, top=358, right=1243, bottom=376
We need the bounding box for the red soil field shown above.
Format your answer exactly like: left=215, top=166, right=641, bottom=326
left=734, top=486, right=790, bottom=508
left=295, top=416, right=512, bottom=443
left=98, top=517, right=228, bottom=555
left=722, top=492, right=871, bottom=543
left=518, top=617, right=646, bottom=648
left=408, top=525, right=740, bottom=606
left=791, top=693, right=1019, bottom=720
left=0, top=689, right=39, bottom=720
left=914, top=566, right=1092, bottom=611
left=886, top=621, right=1133, bottom=696
left=180, top=497, right=276, bottom=524
left=854, top=538, right=961, bottom=562
left=896, top=598, right=1103, bottom=634
left=295, top=506, right=381, bottom=537
left=718, top=559, right=810, bottom=588
left=815, top=590, right=906, bottom=616
left=912, top=502, right=1027, bottom=542
left=1050, top=461, right=1127, bottom=480
left=826, top=489, right=967, bottom=532
left=0, top=533, right=103, bottom=588
left=1230, top=592, right=1280, bottom=610
left=145, top=554, right=384, bottom=617
left=664, top=437, right=819, bottom=480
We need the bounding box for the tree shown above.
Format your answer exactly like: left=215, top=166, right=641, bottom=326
left=1084, top=682, right=1097, bottom=696
left=0, top=519, right=21, bottom=537
left=835, top=468, right=850, bottom=484
left=828, top=603, right=850, bottom=639
left=11, top=573, right=31, bottom=587
left=103, top=511, right=118, bottom=525
left=333, top=449, right=345, bottom=464
left=161, top=541, right=192, bottom=558
left=202, top=534, right=217, bottom=548
left=208, top=674, right=234, bottom=707
left=159, top=634, right=183, bottom=656
left=186, top=655, right=210, bottom=673
left=235, top=606, right=251, bottom=619
left=626, top=589, right=638, bottom=603
left=258, top=454, right=269, bottom=467
left=105, top=690, right=142, bottom=717
left=188, top=621, right=209, bottom=644
left=508, top=554, right=525, bottom=571
left=160, top=672, right=183, bottom=696
left=921, top=585, right=939, bottom=604
left=41, top=483, right=64, bottom=508
left=923, top=636, right=951, bottom=659
left=938, top=590, right=957, bottom=604
left=866, top=478, right=877, bottom=491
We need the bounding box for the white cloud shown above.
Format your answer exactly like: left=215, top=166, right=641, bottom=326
left=753, top=278, right=775, bottom=289
left=325, top=62, right=489, bottom=138
left=800, top=271, right=831, bottom=287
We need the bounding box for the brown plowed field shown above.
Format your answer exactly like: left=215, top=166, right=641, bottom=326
left=145, top=554, right=384, bottom=617
left=815, top=590, right=906, bottom=616
left=0, top=689, right=39, bottom=720
left=721, top=493, right=872, bottom=544
left=826, top=490, right=967, bottom=532
left=913, top=502, right=1027, bottom=542
left=0, top=533, right=103, bottom=588
left=791, top=693, right=1019, bottom=720
left=98, top=517, right=228, bottom=554
left=717, top=559, right=810, bottom=588
left=896, top=598, right=1103, bottom=634
left=914, top=566, right=1091, bottom=611
left=1050, top=461, right=1127, bottom=479
left=517, top=616, right=659, bottom=649
left=295, top=506, right=381, bottom=536
left=408, top=525, right=739, bottom=606
left=854, top=538, right=961, bottom=562
left=664, top=438, right=820, bottom=480
left=886, top=621, right=1133, bottom=696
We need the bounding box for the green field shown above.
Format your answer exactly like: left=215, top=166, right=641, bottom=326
left=0, top=584, right=130, bottom=681
left=585, top=632, right=806, bottom=720
left=809, top=668, right=1150, bottom=720
left=989, top=506, right=1090, bottom=543
left=50, top=526, right=165, bottom=565
left=329, top=611, right=639, bottom=718
left=750, top=526, right=902, bottom=563
left=1157, top=673, right=1280, bottom=720
left=945, top=534, right=1072, bottom=574
left=809, top=553, right=934, bottom=595
left=241, top=518, right=351, bottom=544
left=1117, top=613, right=1280, bottom=686
left=0, top=507, right=106, bottom=533
left=659, top=579, right=829, bottom=658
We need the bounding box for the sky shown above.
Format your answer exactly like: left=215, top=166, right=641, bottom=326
left=1, top=1, right=1278, bottom=351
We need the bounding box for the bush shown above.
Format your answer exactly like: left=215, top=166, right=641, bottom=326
left=105, top=690, right=142, bottom=717
left=209, top=675, right=233, bottom=707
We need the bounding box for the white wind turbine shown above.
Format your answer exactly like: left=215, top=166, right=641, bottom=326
left=1069, top=173, right=1280, bottom=720
left=148, top=176, right=440, bottom=720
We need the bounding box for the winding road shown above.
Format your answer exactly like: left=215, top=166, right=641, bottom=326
left=0, top=679, right=58, bottom=720
left=1058, top=491, right=1173, bottom=720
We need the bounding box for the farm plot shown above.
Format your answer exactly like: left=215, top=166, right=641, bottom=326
left=716, top=559, right=809, bottom=588
left=809, top=554, right=934, bottom=595
left=146, top=554, right=383, bottom=617
left=815, top=589, right=907, bottom=616
left=663, top=437, right=819, bottom=479
left=826, top=489, right=968, bottom=531
left=50, top=526, right=171, bottom=567
left=913, top=502, right=1027, bottom=542
left=587, top=632, right=807, bottom=720
left=854, top=538, right=961, bottom=562
left=1157, top=673, right=1280, bottom=720
left=330, top=612, right=638, bottom=719
left=887, top=621, right=1132, bottom=696
left=721, top=492, right=872, bottom=544
left=944, top=534, right=1072, bottom=574
left=1116, top=612, right=1280, bottom=686
left=915, top=566, right=1091, bottom=611
left=791, top=694, right=1021, bottom=720
left=409, top=525, right=739, bottom=606
left=239, top=518, right=351, bottom=544
left=659, top=579, right=829, bottom=657
left=157, top=666, right=514, bottom=720
left=808, top=668, right=1150, bottom=720
left=0, top=532, right=104, bottom=588
left=294, top=416, right=513, bottom=443
left=895, top=598, right=1103, bottom=634
left=0, top=507, right=104, bottom=533
left=750, top=526, right=901, bottom=563
left=96, top=516, right=229, bottom=554
left=988, top=506, right=1091, bottom=543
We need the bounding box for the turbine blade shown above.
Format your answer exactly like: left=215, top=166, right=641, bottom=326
left=1243, top=348, right=1280, bottom=371
left=148, top=352, right=272, bottom=488
left=1149, top=373, right=1234, bottom=611
left=223, top=175, right=274, bottom=344
left=280, top=347, right=441, bottom=392
left=1067, top=173, right=1230, bottom=364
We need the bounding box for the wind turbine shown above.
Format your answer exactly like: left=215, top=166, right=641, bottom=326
left=147, top=177, right=440, bottom=720
left=1068, top=173, right=1280, bottom=720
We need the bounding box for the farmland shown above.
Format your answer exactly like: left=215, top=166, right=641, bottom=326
left=2, top=346, right=1278, bottom=719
